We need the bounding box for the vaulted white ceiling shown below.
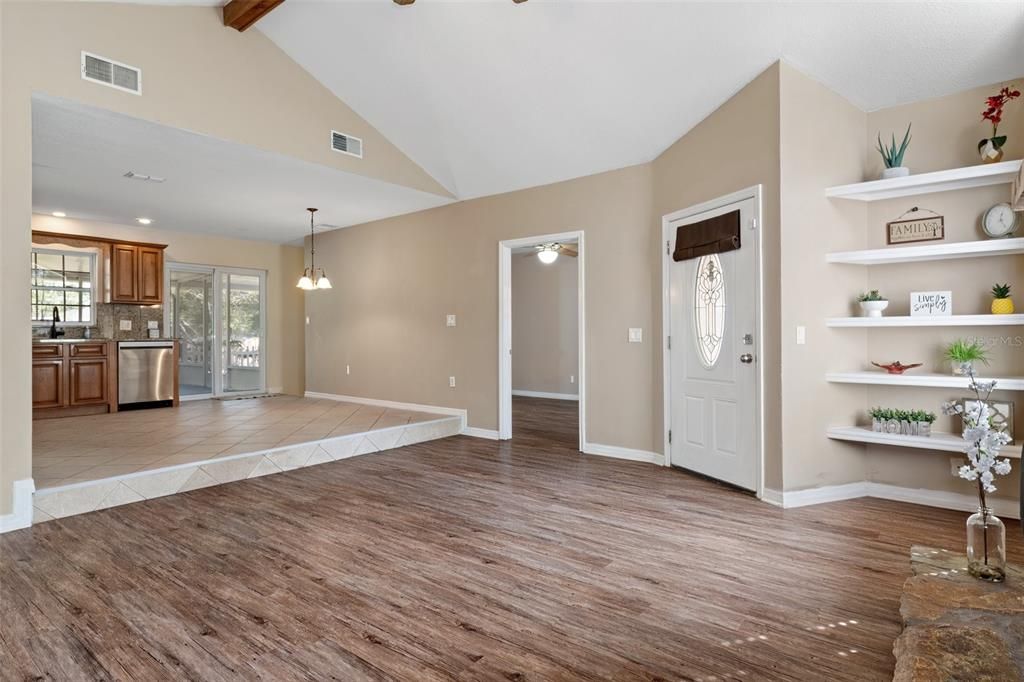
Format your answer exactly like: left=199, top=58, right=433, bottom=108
left=256, top=1, right=1024, bottom=200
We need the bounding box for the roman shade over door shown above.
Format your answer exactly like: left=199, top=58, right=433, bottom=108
left=672, top=209, right=740, bottom=262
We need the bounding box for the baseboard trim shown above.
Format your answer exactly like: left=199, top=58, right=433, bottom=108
left=762, top=481, right=1020, bottom=520
left=584, top=442, right=664, bottom=466
left=462, top=427, right=500, bottom=440
left=511, top=390, right=579, bottom=401
left=305, top=391, right=468, bottom=431
left=0, top=479, right=36, bottom=533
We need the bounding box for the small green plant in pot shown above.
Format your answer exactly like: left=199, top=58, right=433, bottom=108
left=945, top=339, right=989, bottom=376
left=876, top=124, right=912, bottom=179
left=869, top=407, right=937, bottom=437
left=857, top=290, right=889, bottom=318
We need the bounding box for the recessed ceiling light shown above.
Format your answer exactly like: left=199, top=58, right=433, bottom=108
left=137, top=217, right=152, bottom=225
left=52, top=211, right=66, bottom=218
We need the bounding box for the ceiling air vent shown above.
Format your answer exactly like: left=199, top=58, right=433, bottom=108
left=81, top=52, right=142, bottom=95
left=331, top=130, right=363, bottom=159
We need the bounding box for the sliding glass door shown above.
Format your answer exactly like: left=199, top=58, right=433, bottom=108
left=166, top=264, right=266, bottom=398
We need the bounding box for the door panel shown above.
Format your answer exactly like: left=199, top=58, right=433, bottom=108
left=32, top=360, right=64, bottom=408
left=669, top=197, right=758, bottom=490
left=169, top=268, right=215, bottom=397
left=111, top=244, right=139, bottom=302
left=138, top=247, right=163, bottom=304
left=221, top=272, right=263, bottom=393
left=69, top=359, right=108, bottom=405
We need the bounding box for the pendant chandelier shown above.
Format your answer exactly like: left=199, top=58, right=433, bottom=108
left=296, top=207, right=332, bottom=290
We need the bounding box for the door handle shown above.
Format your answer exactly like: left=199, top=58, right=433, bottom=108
left=740, top=353, right=754, bottom=364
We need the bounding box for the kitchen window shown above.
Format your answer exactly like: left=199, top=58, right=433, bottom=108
left=31, top=247, right=98, bottom=326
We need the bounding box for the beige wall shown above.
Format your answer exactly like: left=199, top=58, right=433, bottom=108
left=512, top=253, right=579, bottom=396
left=2, top=1, right=442, bottom=514
left=30, top=215, right=306, bottom=396
left=778, top=63, right=869, bottom=491
left=860, top=80, right=1023, bottom=507
left=651, top=63, right=783, bottom=488
left=304, top=163, right=655, bottom=448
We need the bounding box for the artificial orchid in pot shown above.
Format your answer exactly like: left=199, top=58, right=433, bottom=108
left=978, top=85, right=1020, bottom=164
left=943, top=366, right=1013, bottom=582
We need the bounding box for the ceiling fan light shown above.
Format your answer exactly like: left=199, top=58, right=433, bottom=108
left=537, top=248, right=558, bottom=264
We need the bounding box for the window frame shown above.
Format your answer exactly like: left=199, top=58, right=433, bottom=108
left=30, top=246, right=99, bottom=328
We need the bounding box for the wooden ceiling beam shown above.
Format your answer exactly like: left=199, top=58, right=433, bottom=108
left=223, top=0, right=286, bottom=32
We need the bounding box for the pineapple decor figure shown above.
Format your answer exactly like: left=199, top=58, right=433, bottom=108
left=991, top=283, right=1014, bottom=315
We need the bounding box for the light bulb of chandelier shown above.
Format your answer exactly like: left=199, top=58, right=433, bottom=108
left=315, top=271, right=333, bottom=289
left=537, top=248, right=558, bottom=264
left=296, top=268, right=314, bottom=290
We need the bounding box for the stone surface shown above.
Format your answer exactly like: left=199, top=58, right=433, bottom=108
left=893, top=546, right=1024, bottom=681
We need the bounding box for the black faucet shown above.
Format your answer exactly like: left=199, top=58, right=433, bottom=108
left=49, top=307, right=65, bottom=339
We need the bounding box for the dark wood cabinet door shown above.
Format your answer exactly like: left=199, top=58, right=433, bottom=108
left=32, top=360, right=65, bottom=409
left=69, top=358, right=108, bottom=406
left=111, top=244, right=139, bottom=303
left=137, top=246, right=163, bottom=304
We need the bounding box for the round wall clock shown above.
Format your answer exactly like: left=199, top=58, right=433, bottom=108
left=982, top=202, right=1020, bottom=238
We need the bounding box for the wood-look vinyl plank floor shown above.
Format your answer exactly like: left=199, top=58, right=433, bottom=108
left=3, top=396, right=1021, bottom=680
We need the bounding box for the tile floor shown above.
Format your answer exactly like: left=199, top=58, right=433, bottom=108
left=33, top=395, right=448, bottom=489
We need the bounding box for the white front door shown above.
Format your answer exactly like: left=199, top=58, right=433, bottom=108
left=668, top=196, right=758, bottom=490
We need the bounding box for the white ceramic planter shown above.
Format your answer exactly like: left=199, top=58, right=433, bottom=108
left=952, top=361, right=975, bottom=376
left=881, top=167, right=910, bottom=179
left=860, top=300, right=889, bottom=317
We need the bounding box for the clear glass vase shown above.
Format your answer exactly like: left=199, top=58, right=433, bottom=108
left=966, top=507, right=1006, bottom=582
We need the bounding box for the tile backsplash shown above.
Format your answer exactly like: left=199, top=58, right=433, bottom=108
left=33, top=303, right=165, bottom=340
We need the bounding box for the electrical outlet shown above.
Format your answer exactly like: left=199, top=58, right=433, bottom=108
left=628, top=328, right=643, bottom=343
left=449, top=376, right=456, bottom=388
left=950, top=457, right=966, bottom=476
left=119, top=319, right=132, bottom=331
left=446, top=314, right=457, bottom=327
left=570, top=375, right=575, bottom=384
left=147, top=320, right=159, bottom=330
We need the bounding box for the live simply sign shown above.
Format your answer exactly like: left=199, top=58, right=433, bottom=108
left=910, top=291, right=952, bottom=316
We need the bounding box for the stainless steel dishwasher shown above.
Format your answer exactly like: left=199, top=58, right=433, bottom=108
left=118, top=341, right=176, bottom=409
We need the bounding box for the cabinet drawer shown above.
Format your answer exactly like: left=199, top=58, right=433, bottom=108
left=70, top=343, right=107, bottom=357
left=32, top=344, right=63, bottom=358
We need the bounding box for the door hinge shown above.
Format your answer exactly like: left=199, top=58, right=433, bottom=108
left=667, top=335, right=671, bottom=350
left=749, top=217, right=758, bottom=230
left=666, top=240, right=670, bottom=255
left=668, top=430, right=672, bottom=444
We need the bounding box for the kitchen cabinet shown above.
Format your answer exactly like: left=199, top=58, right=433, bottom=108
left=111, top=243, right=165, bottom=304
left=32, top=342, right=116, bottom=418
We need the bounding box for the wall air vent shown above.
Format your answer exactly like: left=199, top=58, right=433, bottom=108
left=81, top=52, right=142, bottom=95
left=331, top=130, right=363, bottom=159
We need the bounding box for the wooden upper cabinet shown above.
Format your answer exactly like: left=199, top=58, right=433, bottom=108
left=138, top=246, right=163, bottom=304
left=111, top=244, right=140, bottom=303
left=111, top=243, right=165, bottom=304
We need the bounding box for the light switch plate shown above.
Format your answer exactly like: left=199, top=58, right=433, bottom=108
left=119, top=319, right=132, bottom=331
left=147, top=320, right=159, bottom=330
left=628, top=328, right=643, bottom=343
left=449, top=376, right=456, bottom=388
left=796, top=326, right=806, bottom=345
left=446, top=314, right=457, bottom=327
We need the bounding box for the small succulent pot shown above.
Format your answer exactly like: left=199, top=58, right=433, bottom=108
left=991, top=297, right=1014, bottom=315
left=881, top=166, right=910, bottom=179
left=860, top=300, right=889, bottom=318
left=917, top=421, right=932, bottom=437
left=884, top=418, right=902, bottom=434
left=872, top=418, right=883, bottom=433
left=900, top=420, right=914, bottom=436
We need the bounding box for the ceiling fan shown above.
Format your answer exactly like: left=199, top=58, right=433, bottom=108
left=525, top=242, right=577, bottom=264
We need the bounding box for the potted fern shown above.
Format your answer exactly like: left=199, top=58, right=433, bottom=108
left=876, top=124, right=912, bottom=179
left=991, top=283, right=1014, bottom=315
left=945, top=339, right=989, bottom=376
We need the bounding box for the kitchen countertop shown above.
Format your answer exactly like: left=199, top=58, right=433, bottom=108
left=33, top=338, right=177, bottom=343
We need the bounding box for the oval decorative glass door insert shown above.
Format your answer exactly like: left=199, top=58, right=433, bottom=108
left=693, top=254, right=726, bottom=368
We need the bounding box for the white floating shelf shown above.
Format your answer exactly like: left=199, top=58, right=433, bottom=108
left=825, top=160, right=1022, bottom=202
left=827, top=237, right=1024, bottom=265
left=826, top=371, right=1024, bottom=391
left=827, top=314, right=1024, bottom=328
left=827, top=426, right=1021, bottom=459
